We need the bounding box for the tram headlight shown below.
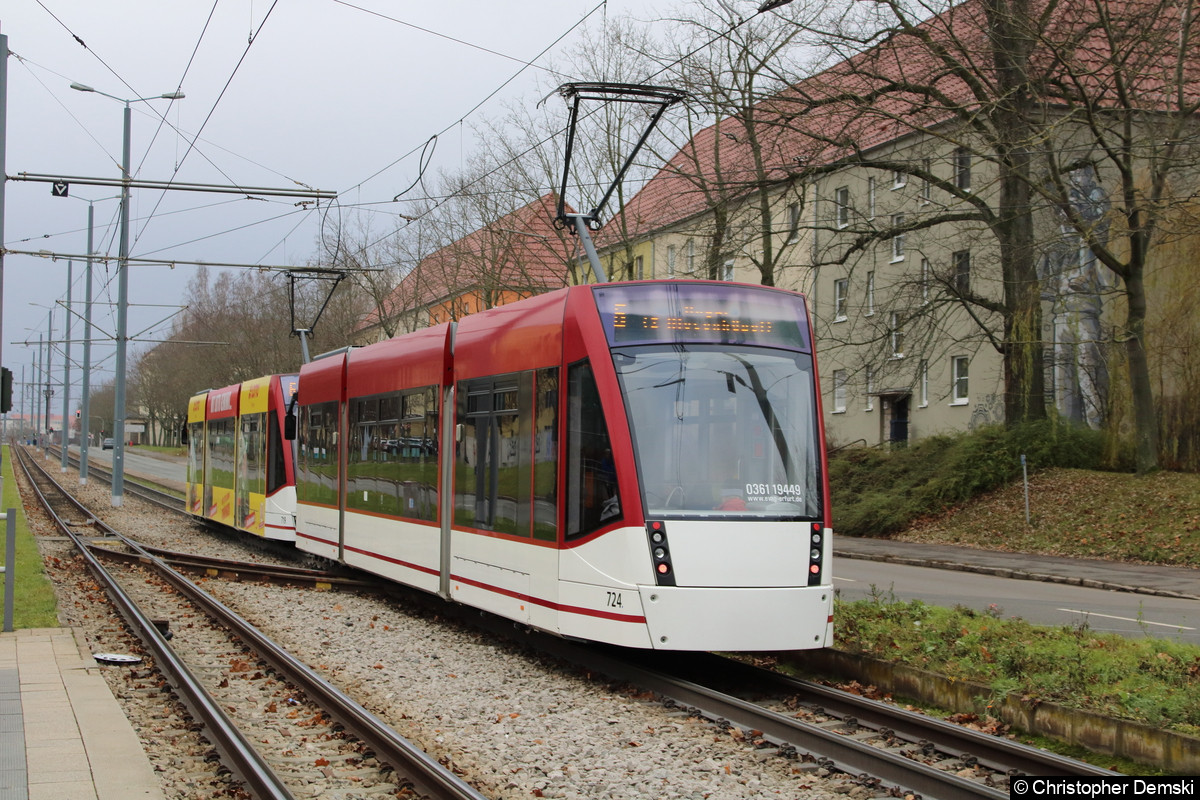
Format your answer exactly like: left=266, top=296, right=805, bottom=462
left=654, top=547, right=666, bottom=559
left=811, top=548, right=821, bottom=559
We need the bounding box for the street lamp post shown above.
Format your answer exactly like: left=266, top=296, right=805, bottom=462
left=70, top=82, right=184, bottom=507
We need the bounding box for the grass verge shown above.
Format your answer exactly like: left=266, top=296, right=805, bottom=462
left=835, top=587, right=1200, bottom=738
left=0, top=446, right=60, bottom=629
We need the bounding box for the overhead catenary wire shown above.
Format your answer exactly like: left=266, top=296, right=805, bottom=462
left=22, top=2, right=807, bottom=290
left=343, top=0, right=801, bottom=255
left=341, top=0, right=608, bottom=197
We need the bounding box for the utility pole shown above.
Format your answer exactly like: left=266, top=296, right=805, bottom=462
left=0, top=25, right=9, bottom=494
left=43, top=311, right=53, bottom=458
left=79, top=202, right=99, bottom=485
left=34, top=337, right=41, bottom=441
left=60, top=261, right=72, bottom=473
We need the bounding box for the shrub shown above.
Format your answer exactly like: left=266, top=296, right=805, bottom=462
left=830, top=420, right=1112, bottom=537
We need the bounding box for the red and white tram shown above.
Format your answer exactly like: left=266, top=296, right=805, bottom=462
left=185, top=374, right=300, bottom=541
left=292, top=280, right=833, bottom=651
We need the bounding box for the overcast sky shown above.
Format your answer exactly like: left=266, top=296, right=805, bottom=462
left=1, top=0, right=692, bottom=420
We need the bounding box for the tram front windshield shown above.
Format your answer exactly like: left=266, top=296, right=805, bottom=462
left=613, top=345, right=821, bottom=520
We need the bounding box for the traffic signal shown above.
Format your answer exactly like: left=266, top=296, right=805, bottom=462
left=1, top=367, right=12, bottom=414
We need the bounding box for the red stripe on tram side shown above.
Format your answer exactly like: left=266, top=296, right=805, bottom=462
left=450, top=574, right=647, bottom=624
left=341, top=542, right=441, bottom=578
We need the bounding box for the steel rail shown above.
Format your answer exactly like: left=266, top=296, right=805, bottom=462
left=15, top=445, right=299, bottom=800
left=532, top=633, right=1008, bottom=800
left=85, top=544, right=376, bottom=590
left=666, top=652, right=1119, bottom=780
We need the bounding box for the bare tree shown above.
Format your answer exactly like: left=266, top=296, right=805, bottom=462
left=649, top=0, right=817, bottom=287
left=782, top=0, right=1200, bottom=470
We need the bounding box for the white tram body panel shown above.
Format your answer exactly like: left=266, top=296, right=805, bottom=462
left=342, top=514, right=442, bottom=595
left=262, top=486, right=298, bottom=541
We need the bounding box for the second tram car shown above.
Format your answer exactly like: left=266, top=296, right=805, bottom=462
left=293, top=280, right=833, bottom=651
left=186, top=374, right=299, bottom=541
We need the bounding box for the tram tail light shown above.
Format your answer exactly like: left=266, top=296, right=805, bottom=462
left=808, top=522, right=824, bottom=585
left=646, top=521, right=676, bottom=587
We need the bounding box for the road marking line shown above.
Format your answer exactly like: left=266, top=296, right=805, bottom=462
left=1057, top=608, right=1196, bottom=630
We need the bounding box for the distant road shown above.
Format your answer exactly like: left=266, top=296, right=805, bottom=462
left=56, top=444, right=187, bottom=491
left=835, top=558, right=1199, bottom=644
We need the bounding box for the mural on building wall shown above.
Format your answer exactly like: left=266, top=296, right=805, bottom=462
left=1040, top=166, right=1111, bottom=429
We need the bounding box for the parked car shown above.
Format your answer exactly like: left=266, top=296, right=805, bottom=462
left=102, top=438, right=114, bottom=450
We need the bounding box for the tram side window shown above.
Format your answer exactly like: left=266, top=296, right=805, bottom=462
left=266, top=415, right=287, bottom=495
left=186, top=422, right=205, bottom=484
left=240, top=413, right=265, bottom=493
left=238, top=412, right=265, bottom=524
left=297, top=401, right=339, bottom=506
left=566, top=361, right=620, bottom=539
left=533, top=369, right=559, bottom=542
left=455, top=374, right=530, bottom=535
left=207, top=418, right=236, bottom=491
left=346, top=387, right=438, bottom=521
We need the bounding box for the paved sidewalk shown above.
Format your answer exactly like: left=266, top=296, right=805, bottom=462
left=0, top=628, right=163, bottom=800
left=835, top=537, right=1200, bottom=600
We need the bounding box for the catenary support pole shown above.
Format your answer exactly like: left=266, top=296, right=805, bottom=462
left=61, top=261, right=72, bottom=473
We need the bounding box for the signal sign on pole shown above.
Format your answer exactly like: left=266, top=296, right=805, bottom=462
left=52, top=180, right=69, bottom=197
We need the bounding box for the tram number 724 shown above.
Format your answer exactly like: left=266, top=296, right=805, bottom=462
left=606, top=591, right=624, bottom=609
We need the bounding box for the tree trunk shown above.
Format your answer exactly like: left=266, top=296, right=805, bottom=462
left=989, top=0, right=1047, bottom=424
left=996, top=157, right=1047, bottom=424
left=1124, top=269, right=1159, bottom=472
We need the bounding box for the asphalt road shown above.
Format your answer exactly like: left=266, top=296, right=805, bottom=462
left=834, top=557, right=1200, bottom=644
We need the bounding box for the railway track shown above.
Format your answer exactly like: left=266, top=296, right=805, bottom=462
left=455, top=592, right=1120, bottom=800
left=15, top=444, right=490, bottom=800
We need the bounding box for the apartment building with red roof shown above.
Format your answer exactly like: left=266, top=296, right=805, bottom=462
left=591, top=0, right=1200, bottom=451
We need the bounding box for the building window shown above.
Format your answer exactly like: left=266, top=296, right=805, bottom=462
left=919, top=359, right=929, bottom=407
left=635, top=255, right=644, bottom=280
left=667, top=244, right=676, bottom=277
left=867, top=177, right=876, bottom=219
left=686, top=238, right=695, bottom=274
left=833, top=369, right=847, bottom=413
left=955, top=148, right=972, bottom=191
left=951, top=356, right=969, bottom=404
left=953, top=249, right=970, bottom=294
left=865, top=271, right=875, bottom=316
left=890, top=311, right=904, bottom=358
left=835, top=186, right=850, bottom=228
left=723, top=259, right=734, bottom=281
left=833, top=278, right=849, bottom=321
left=891, top=214, right=905, bottom=262
left=920, top=158, right=931, bottom=204
left=892, top=170, right=907, bottom=189
left=787, top=202, right=800, bottom=243
left=865, top=366, right=875, bottom=411
left=921, top=258, right=931, bottom=303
